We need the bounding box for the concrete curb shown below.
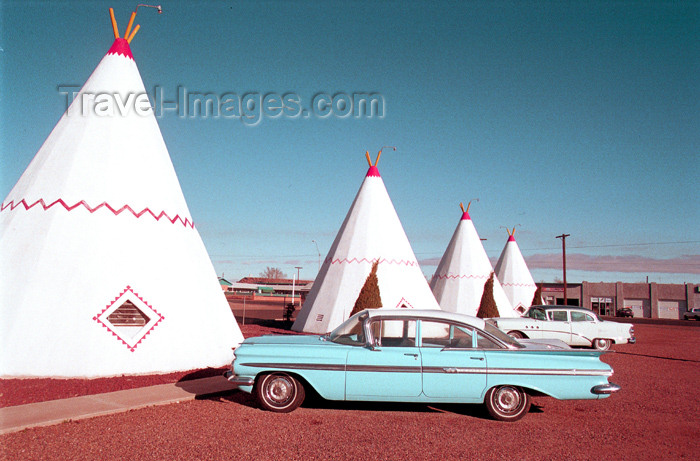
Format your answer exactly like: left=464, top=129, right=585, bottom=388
left=0, top=375, right=236, bottom=435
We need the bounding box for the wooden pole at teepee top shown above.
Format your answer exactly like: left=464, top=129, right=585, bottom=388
left=124, top=11, right=137, bottom=39
left=127, top=24, right=141, bottom=43
left=109, top=8, right=120, bottom=39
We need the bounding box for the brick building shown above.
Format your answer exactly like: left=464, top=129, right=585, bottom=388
left=540, top=282, right=699, bottom=319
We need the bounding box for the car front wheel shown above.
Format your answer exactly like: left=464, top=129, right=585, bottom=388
left=507, top=331, right=525, bottom=339
left=592, top=338, right=612, bottom=351
left=484, top=385, right=531, bottom=422
left=255, top=372, right=305, bottom=413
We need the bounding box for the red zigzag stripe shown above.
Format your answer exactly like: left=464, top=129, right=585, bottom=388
left=328, top=257, right=418, bottom=266
left=433, top=274, right=490, bottom=280
left=1, top=198, right=194, bottom=228
left=501, top=282, right=537, bottom=288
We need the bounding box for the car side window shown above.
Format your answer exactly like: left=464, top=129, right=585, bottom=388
left=420, top=321, right=474, bottom=348
left=475, top=331, right=500, bottom=349
left=549, top=310, right=568, bottom=321
left=571, top=312, right=588, bottom=322
left=369, top=319, right=416, bottom=347
left=528, top=309, right=546, bottom=320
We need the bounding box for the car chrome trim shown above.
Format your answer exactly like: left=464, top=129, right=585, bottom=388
left=436, top=367, right=485, bottom=374
left=224, top=371, right=255, bottom=386
left=422, top=366, right=611, bottom=377
left=346, top=365, right=421, bottom=373
left=241, top=362, right=346, bottom=371
left=488, top=368, right=613, bottom=377
left=242, top=363, right=421, bottom=374
left=241, top=362, right=422, bottom=373
left=591, top=382, right=621, bottom=394
left=241, top=363, right=612, bottom=377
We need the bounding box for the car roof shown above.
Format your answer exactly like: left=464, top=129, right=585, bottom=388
left=361, top=308, right=486, bottom=329
left=529, top=305, right=596, bottom=313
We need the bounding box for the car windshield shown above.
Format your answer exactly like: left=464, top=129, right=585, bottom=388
left=484, top=322, right=524, bottom=348
left=328, top=312, right=367, bottom=346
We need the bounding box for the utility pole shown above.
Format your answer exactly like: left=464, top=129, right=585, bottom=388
left=294, top=266, right=302, bottom=308
left=556, top=234, right=570, bottom=305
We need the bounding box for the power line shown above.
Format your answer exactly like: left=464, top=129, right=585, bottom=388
left=519, top=240, right=700, bottom=252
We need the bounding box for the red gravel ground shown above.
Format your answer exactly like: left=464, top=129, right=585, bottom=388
left=0, top=323, right=297, bottom=408
left=1, top=323, right=699, bottom=460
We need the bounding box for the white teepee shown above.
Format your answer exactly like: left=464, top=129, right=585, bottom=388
left=0, top=10, right=243, bottom=377
left=292, top=151, right=440, bottom=334
left=494, top=229, right=536, bottom=313
left=430, top=203, right=519, bottom=317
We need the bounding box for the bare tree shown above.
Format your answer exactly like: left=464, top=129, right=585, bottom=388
left=260, top=267, right=287, bottom=279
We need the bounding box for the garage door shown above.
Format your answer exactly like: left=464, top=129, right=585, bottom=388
left=658, top=300, right=685, bottom=320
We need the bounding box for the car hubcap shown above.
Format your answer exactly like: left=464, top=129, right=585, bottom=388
left=265, top=376, right=293, bottom=405
left=495, top=387, right=521, bottom=413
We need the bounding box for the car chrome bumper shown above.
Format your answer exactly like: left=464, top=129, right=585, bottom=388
left=591, top=382, right=621, bottom=395
left=224, top=371, right=254, bottom=387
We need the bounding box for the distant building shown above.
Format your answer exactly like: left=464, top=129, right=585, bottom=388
left=539, top=282, right=699, bottom=319
left=218, top=276, right=313, bottom=302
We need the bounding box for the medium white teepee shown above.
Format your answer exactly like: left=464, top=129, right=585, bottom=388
left=292, top=151, right=440, bottom=334
left=494, top=229, right=536, bottom=313
left=430, top=203, right=519, bottom=317
left=0, top=10, right=243, bottom=377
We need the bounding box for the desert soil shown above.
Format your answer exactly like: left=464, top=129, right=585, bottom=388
left=1, top=322, right=698, bottom=460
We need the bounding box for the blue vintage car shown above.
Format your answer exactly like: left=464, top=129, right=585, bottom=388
left=225, top=309, right=620, bottom=421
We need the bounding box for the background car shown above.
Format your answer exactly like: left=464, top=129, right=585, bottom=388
left=683, top=308, right=700, bottom=320
left=616, top=307, right=634, bottom=318
left=226, top=309, right=620, bottom=421
left=489, top=305, right=635, bottom=351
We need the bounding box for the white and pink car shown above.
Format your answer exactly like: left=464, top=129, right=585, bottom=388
left=489, top=305, right=636, bottom=351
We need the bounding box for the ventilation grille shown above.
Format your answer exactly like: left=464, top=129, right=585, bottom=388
left=107, top=300, right=150, bottom=326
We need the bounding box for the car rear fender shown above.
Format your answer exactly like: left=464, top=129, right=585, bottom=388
left=484, top=350, right=614, bottom=400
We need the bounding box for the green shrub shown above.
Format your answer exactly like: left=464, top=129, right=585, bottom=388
left=476, top=272, right=500, bottom=318
left=350, top=260, right=382, bottom=316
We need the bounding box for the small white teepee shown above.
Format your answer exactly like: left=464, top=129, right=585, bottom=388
left=494, top=228, right=536, bottom=313
left=292, top=151, right=440, bottom=334
left=0, top=9, right=243, bottom=377
left=430, top=203, right=519, bottom=317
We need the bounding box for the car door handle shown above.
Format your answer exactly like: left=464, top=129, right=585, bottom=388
left=404, top=353, right=418, bottom=359
left=470, top=357, right=484, bottom=361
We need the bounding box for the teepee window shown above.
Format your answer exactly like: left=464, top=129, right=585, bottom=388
left=94, top=286, right=164, bottom=351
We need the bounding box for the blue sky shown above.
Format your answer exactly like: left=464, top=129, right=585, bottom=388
left=1, top=0, right=698, bottom=284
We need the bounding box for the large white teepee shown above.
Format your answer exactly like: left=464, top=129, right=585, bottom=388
left=494, top=229, right=536, bottom=313
left=430, top=203, right=519, bottom=317
left=0, top=10, right=243, bottom=377
left=292, top=152, right=440, bottom=334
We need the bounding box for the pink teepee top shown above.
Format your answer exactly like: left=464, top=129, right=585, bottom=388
left=366, top=165, right=381, bottom=177
left=106, top=38, right=134, bottom=60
